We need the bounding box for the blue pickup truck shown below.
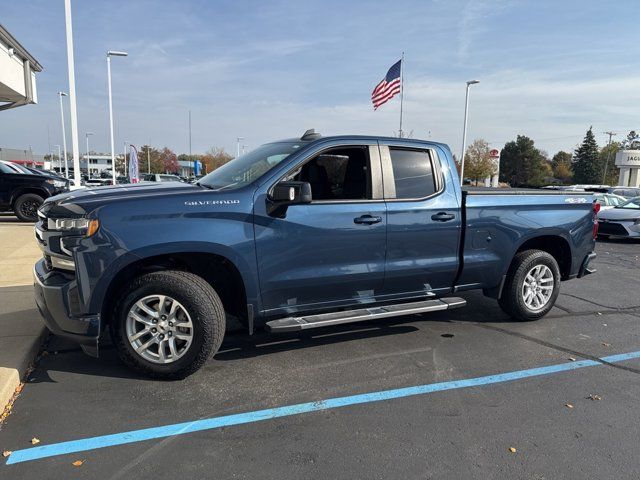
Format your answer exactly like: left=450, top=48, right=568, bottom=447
left=34, top=130, right=598, bottom=378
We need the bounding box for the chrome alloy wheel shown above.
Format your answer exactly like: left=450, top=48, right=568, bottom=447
left=125, top=295, right=194, bottom=364
left=521, top=264, right=554, bottom=312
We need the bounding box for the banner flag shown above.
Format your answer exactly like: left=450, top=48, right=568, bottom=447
left=129, top=145, right=139, bottom=183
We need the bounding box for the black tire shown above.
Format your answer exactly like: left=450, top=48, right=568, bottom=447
left=111, top=270, right=225, bottom=379
left=14, top=193, right=44, bottom=222
left=498, top=249, right=561, bottom=322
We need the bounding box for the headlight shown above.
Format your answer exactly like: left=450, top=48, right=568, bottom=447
left=46, top=179, right=67, bottom=188
left=49, top=218, right=99, bottom=236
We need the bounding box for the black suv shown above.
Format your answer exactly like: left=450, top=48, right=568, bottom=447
left=0, top=161, right=70, bottom=221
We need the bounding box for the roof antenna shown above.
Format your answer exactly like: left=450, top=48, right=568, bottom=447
left=301, top=129, right=321, bottom=141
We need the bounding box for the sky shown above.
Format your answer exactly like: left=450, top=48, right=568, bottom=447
left=1, top=0, right=639, bottom=158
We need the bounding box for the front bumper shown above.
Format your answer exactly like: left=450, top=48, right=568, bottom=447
left=598, top=220, right=640, bottom=237
left=33, top=259, right=101, bottom=347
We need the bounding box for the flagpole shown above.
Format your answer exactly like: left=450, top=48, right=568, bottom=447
left=399, top=52, right=404, bottom=138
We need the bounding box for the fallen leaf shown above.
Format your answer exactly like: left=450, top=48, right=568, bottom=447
left=508, top=447, right=517, bottom=453
left=568, top=357, right=577, bottom=362
left=2, top=451, right=11, bottom=458
left=30, top=437, right=40, bottom=445
left=72, top=460, right=84, bottom=467
left=565, top=403, right=574, bottom=409
left=596, top=312, right=602, bottom=316
left=587, top=394, right=602, bottom=401
left=601, top=343, right=611, bottom=347
left=14, top=384, right=24, bottom=394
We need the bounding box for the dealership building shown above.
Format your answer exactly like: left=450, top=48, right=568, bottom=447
left=0, top=23, right=41, bottom=111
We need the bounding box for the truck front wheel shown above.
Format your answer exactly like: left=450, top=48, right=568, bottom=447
left=498, top=249, right=561, bottom=321
left=111, top=270, right=225, bottom=379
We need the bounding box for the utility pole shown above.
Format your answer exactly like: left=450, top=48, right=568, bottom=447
left=602, top=131, right=617, bottom=185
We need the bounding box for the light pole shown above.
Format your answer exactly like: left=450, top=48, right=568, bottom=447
left=236, top=137, right=244, bottom=157
left=64, top=0, right=82, bottom=187
left=459, top=79, right=480, bottom=186
left=53, top=145, right=61, bottom=174
left=57, top=91, right=69, bottom=178
left=123, top=140, right=128, bottom=178
left=85, top=132, right=94, bottom=176
left=107, top=50, right=128, bottom=185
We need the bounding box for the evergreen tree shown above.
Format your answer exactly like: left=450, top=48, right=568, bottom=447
left=499, top=135, right=545, bottom=186
left=572, top=127, right=600, bottom=184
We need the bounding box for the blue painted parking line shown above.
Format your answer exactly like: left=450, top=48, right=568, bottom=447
left=6, top=350, right=640, bottom=465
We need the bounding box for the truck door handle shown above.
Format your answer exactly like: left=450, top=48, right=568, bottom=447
left=354, top=215, right=382, bottom=225
left=431, top=212, right=456, bottom=222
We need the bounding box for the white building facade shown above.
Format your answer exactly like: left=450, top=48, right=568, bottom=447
left=0, top=24, right=41, bottom=111
left=615, top=150, right=640, bottom=187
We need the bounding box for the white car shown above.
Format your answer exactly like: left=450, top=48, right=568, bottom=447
left=597, top=197, right=640, bottom=238
left=593, top=192, right=627, bottom=210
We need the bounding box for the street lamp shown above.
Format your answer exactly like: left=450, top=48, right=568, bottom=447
left=57, top=91, right=69, bottom=178
left=107, top=50, right=128, bottom=185
left=236, top=137, right=244, bottom=157
left=85, top=132, right=94, bottom=176
left=53, top=145, right=61, bottom=174
left=123, top=140, right=128, bottom=178
left=459, top=79, right=480, bottom=186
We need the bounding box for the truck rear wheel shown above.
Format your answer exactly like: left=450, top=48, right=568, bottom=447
left=498, top=249, right=560, bottom=321
left=111, top=270, right=225, bottom=379
left=14, top=193, right=44, bottom=222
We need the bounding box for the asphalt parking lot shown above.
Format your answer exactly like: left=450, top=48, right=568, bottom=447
left=1, top=231, right=639, bottom=479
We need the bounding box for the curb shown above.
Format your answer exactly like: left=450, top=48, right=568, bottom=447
left=0, top=326, right=47, bottom=416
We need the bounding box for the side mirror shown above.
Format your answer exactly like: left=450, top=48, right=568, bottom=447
left=269, top=181, right=312, bottom=203
left=267, top=181, right=312, bottom=216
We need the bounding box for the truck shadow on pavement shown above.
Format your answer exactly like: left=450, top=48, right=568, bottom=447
left=29, top=294, right=516, bottom=382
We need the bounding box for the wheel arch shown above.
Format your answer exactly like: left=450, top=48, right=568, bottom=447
left=98, top=248, right=256, bottom=331
left=11, top=187, right=49, bottom=207
left=513, top=234, right=572, bottom=280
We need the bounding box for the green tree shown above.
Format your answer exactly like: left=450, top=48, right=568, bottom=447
left=551, top=151, right=573, bottom=183
left=572, top=127, right=600, bottom=184
left=138, top=145, right=163, bottom=173
left=499, top=135, right=546, bottom=186
left=464, top=139, right=495, bottom=185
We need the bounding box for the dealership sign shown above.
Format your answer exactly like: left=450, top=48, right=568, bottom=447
left=615, top=150, right=640, bottom=167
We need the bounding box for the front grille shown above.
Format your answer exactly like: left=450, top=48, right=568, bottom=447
left=598, top=221, right=628, bottom=236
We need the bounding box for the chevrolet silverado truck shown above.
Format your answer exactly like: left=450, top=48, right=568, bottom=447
left=34, top=131, right=598, bottom=378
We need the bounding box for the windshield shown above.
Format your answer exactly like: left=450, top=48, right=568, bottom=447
left=198, top=142, right=302, bottom=191
left=616, top=197, right=640, bottom=209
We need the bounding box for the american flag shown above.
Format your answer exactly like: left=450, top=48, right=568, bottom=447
left=372, top=59, right=402, bottom=110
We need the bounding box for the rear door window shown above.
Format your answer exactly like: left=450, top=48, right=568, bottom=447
left=388, top=148, right=436, bottom=199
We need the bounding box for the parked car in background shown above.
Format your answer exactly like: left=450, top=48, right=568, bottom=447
left=608, top=187, right=640, bottom=199
left=597, top=197, right=640, bottom=238
left=0, top=160, right=69, bottom=221
left=593, top=192, right=627, bottom=210
left=142, top=173, right=183, bottom=182
left=25, top=167, right=76, bottom=187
